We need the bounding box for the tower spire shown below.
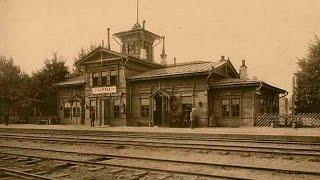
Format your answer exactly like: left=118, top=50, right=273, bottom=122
left=132, top=0, right=142, bottom=29
left=136, top=0, right=139, bottom=23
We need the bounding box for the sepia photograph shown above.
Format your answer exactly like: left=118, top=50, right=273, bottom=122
left=0, top=0, right=320, bottom=179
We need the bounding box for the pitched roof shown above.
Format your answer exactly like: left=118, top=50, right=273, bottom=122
left=211, top=78, right=287, bottom=94
left=74, top=47, right=163, bottom=68
left=55, top=76, right=85, bottom=87
left=128, top=61, right=228, bottom=81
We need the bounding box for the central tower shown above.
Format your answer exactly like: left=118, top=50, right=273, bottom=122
left=113, top=0, right=161, bottom=62
left=114, top=22, right=161, bottom=62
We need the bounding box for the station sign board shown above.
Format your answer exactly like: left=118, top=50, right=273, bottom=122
left=92, top=86, right=116, bottom=95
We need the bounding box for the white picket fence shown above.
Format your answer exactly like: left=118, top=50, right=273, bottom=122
left=256, top=113, right=320, bottom=128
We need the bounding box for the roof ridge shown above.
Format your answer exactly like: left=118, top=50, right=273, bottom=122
left=165, top=60, right=214, bottom=67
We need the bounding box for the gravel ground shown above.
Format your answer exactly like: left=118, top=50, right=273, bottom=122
left=1, top=138, right=320, bottom=179
left=0, top=138, right=319, bottom=172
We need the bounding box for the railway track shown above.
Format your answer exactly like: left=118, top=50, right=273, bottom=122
left=0, top=147, right=247, bottom=180
left=0, top=133, right=319, bottom=157
left=0, top=128, right=319, bottom=145
left=0, top=145, right=319, bottom=179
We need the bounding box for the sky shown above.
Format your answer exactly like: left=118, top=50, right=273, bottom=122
left=1, top=0, right=320, bottom=94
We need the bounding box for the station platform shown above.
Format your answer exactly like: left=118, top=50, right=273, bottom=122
left=0, top=124, right=320, bottom=142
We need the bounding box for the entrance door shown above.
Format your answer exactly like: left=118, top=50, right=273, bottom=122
left=153, top=95, right=162, bottom=126
left=104, top=99, right=110, bottom=125
left=153, top=94, right=168, bottom=126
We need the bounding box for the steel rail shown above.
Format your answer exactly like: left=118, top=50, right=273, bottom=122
left=0, top=134, right=319, bottom=157
left=0, top=131, right=319, bottom=145
left=1, top=145, right=319, bottom=177
left=0, top=167, right=54, bottom=180
left=0, top=151, right=249, bottom=180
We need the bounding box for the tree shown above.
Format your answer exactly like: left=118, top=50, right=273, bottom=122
left=71, top=43, right=98, bottom=77
left=295, top=36, right=320, bottom=113
left=31, top=52, right=70, bottom=116
left=0, top=56, right=31, bottom=118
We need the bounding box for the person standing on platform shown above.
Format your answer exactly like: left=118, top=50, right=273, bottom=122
left=190, top=107, right=196, bottom=129
left=4, top=112, right=9, bottom=126
left=90, top=109, right=95, bottom=127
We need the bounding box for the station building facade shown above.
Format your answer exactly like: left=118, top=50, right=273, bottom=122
left=56, top=22, right=287, bottom=127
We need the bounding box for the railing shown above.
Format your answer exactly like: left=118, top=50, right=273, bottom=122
left=256, top=113, right=320, bottom=128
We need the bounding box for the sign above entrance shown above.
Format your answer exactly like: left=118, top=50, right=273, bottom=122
left=92, top=86, right=116, bottom=95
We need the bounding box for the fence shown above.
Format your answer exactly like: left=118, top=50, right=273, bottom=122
left=256, top=113, right=320, bottom=128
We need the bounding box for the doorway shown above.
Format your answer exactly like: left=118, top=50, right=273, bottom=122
left=104, top=99, right=110, bottom=125
left=153, top=93, right=168, bottom=126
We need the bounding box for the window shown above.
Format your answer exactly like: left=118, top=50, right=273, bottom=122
left=231, top=99, right=240, bottom=116
left=114, top=99, right=120, bottom=118
left=73, top=102, right=81, bottom=117
left=128, top=42, right=135, bottom=55
left=90, top=100, right=96, bottom=112
left=64, top=102, right=71, bottom=118
left=89, top=73, right=93, bottom=87
left=181, top=96, right=192, bottom=120
left=182, top=104, right=192, bottom=120
left=110, top=70, right=117, bottom=86
left=93, top=72, right=99, bottom=86
left=222, top=98, right=241, bottom=117
left=140, top=98, right=150, bottom=117
left=221, top=99, right=230, bottom=116
left=101, top=71, right=108, bottom=85
left=134, top=42, right=139, bottom=53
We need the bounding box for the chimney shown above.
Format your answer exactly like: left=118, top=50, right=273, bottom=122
left=160, top=36, right=167, bottom=65
left=239, top=60, right=248, bottom=80
left=220, top=55, right=225, bottom=61
left=107, top=28, right=111, bottom=50
left=143, top=20, right=146, bottom=29
left=173, top=57, right=176, bottom=66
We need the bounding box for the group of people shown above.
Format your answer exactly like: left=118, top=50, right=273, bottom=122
left=171, top=107, right=198, bottom=129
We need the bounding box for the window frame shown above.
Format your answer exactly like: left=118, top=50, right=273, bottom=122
left=92, top=72, right=99, bottom=86
left=221, top=99, right=230, bottom=117
left=231, top=99, right=240, bottom=117
left=140, top=98, right=150, bottom=117
left=72, top=102, right=81, bottom=117
left=110, top=69, right=117, bottom=86
left=101, top=71, right=108, bottom=86
left=64, top=102, right=71, bottom=118
left=221, top=98, right=241, bottom=118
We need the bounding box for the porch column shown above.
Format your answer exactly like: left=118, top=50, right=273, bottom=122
left=161, top=95, right=165, bottom=125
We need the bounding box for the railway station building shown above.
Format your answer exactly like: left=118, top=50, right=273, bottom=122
left=55, top=21, right=287, bottom=127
